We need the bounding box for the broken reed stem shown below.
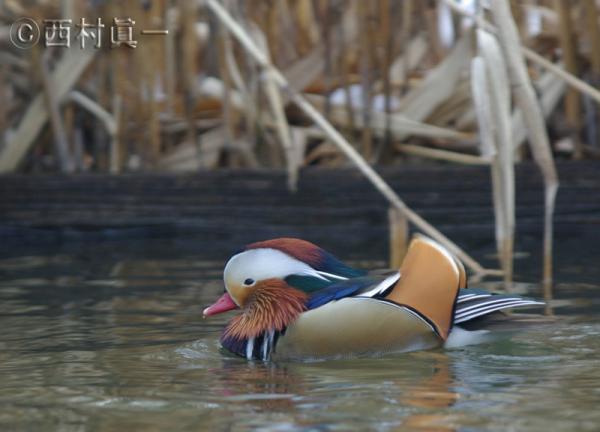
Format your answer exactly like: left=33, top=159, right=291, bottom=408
left=263, top=69, right=298, bottom=191
left=110, top=94, right=121, bottom=174
left=583, top=0, right=600, bottom=76
left=389, top=207, right=409, bottom=268
left=476, top=28, right=516, bottom=289
left=441, top=0, right=600, bottom=106
left=399, top=0, right=414, bottom=95
left=396, top=143, right=491, bottom=165
left=321, top=0, right=332, bottom=120
left=223, top=16, right=259, bottom=149
left=247, top=20, right=299, bottom=189
left=381, top=0, right=393, bottom=154
left=358, top=0, right=374, bottom=160
left=205, top=0, right=498, bottom=277
left=338, top=12, right=356, bottom=132
left=554, top=0, right=582, bottom=158
left=40, top=51, right=74, bottom=173
left=490, top=0, right=558, bottom=287
left=217, top=20, right=236, bottom=155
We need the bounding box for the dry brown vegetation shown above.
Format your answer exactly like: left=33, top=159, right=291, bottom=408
left=1, top=0, right=600, bottom=289
left=0, top=0, right=599, bottom=174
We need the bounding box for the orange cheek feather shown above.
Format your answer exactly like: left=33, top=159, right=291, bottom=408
left=223, top=279, right=308, bottom=340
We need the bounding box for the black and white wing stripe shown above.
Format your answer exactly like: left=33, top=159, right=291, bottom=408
left=358, top=271, right=401, bottom=298
left=454, top=291, right=544, bottom=324
left=306, top=271, right=400, bottom=309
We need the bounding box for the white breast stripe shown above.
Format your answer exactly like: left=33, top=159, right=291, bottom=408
left=261, top=336, right=268, bottom=360
left=246, top=337, right=255, bottom=360
left=267, top=330, right=275, bottom=360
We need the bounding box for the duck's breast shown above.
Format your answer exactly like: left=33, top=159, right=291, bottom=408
left=272, top=297, right=442, bottom=360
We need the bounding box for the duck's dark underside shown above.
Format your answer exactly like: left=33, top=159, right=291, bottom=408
left=1, top=161, right=598, bottom=280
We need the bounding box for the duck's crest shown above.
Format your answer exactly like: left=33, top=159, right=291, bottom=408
left=245, top=238, right=365, bottom=279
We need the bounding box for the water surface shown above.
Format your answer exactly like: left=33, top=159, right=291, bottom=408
left=1, top=239, right=599, bottom=431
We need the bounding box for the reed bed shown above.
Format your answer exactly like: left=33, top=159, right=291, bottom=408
left=1, top=0, right=599, bottom=288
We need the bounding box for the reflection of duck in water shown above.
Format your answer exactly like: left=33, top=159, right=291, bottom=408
left=398, top=352, right=460, bottom=432
left=208, top=361, right=301, bottom=413
left=210, top=353, right=462, bottom=431
left=204, top=236, right=544, bottom=360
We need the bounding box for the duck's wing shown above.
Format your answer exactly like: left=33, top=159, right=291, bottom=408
left=273, top=237, right=465, bottom=360
left=305, top=271, right=400, bottom=310
left=306, top=236, right=463, bottom=340
left=454, top=289, right=544, bottom=324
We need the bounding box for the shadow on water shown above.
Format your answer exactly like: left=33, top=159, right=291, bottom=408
left=1, top=233, right=600, bottom=431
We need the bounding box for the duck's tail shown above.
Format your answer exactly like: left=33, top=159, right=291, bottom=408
left=454, top=289, right=545, bottom=325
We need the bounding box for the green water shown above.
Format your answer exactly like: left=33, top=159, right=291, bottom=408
left=1, top=240, right=599, bottom=431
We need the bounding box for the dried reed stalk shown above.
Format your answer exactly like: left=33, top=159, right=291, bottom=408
left=554, top=0, right=582, bottom=158
left=307, top=94, right=471, bottom=141
left=397, top=143, right=491, bottom=165
left=319, top=0, right=332, bottom=119
left=389, top=207, right=409, bottom=268
left=0, top=47, right=95, bottom=173
left=205, top=0, right=499, bottom=277
left=251, top=25, right=298, bottom=190
left=357, top=0, right=374, bottom=159
left=512, top=71, right=566, bottom=149
left=40, top=51, right=75, bottom=173
left=337, top=14, right=356, bottom=133
left=389, top=35, right=427, bottom=88
left=165, top=7, right=177, bottom=113
left=441, top=0, right=600, bottom=105
left=380, top=0, right=393, bottom=154
left=475, top=28, right=515, bottom=288
left=217, top=19, right=237, bottom=162
left=396, top=36, right=470, bottom=130
left=583, top=0, right=600, bottom=76
left=490, top=0, right=559, bottom=288
left=66, top=90, right=120, bottom=173
left=294, top=0, right=319, bottom=54
left=223, top=16, right=257, bottom=135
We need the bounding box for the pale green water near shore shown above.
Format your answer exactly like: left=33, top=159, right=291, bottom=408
left=1, top=241, right=599, bottom=431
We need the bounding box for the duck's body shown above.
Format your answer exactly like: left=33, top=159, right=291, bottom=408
left=204, top=236, right=544, bottom=361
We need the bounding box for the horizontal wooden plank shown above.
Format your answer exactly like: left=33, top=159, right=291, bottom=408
left=0, top=162, right=598, bottom=240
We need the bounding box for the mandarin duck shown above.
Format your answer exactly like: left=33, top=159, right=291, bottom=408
left=204, top=236, right=544, bottom=360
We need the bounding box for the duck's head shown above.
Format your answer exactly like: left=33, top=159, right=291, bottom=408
left=203, top=238, right=363, bottom=339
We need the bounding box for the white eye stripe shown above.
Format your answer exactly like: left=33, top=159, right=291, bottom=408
left=224, top=248, right=326, bottom=290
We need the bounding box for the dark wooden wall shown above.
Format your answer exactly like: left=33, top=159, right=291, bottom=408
left=1, top=161, right=599, bottom=281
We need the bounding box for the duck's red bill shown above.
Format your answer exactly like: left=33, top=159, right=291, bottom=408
left=203, top=292, right=238, bottom=317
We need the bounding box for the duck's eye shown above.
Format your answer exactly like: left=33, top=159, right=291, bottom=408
left=243, top=278, right=255, bottom=286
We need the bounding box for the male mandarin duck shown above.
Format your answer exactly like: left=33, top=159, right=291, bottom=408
left=203, top=236, right=544, bottom=360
